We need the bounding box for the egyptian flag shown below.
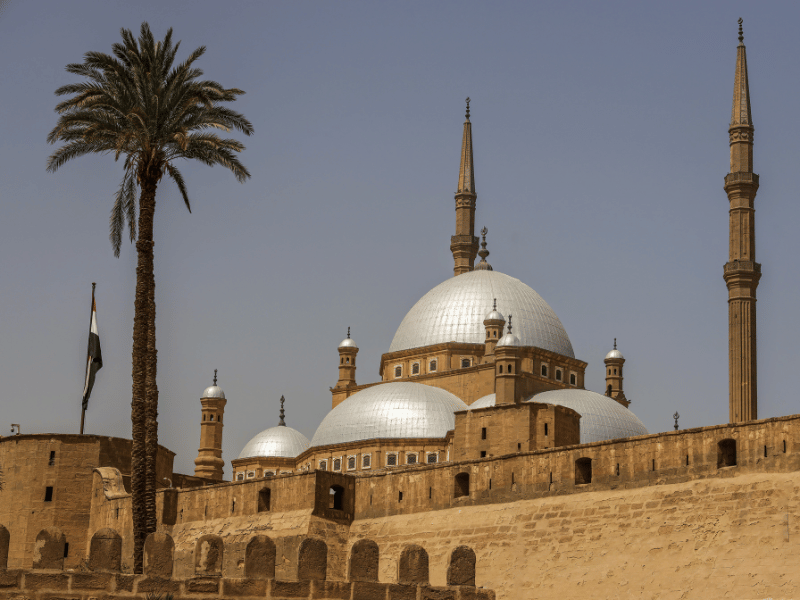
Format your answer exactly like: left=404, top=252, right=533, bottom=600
left=82, top=286, right=103, bottom=410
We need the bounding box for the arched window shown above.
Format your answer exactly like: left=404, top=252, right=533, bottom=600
left=386, top=453, right=398, bottom=466
left=426, top=453, right=438, bottom=464
left=508, top=364, right=513, bottom=374
left=264, top=471, right=275, bottom=477
left=454, top=472, right=470, bottom=498
left=236, top=472, right=244, bottom=481
left=346, top=357, right=350, bottom=364
left=394, top=365, right=402, bottom=378
left=210, top=414, right=214, bottom=421
left=340, top=357, right=344, bottom=364
left=333, top=458, right=342, bottom=472
left=541, top=365, right=548, bottom=377
left=412, top=362, right=420, bottom=375
left=406, top=453, right=417, bottom=465
left=570, top=373, right=576, bottom=386
left=347, top=456, right=356, bottom=470
left=318, top=460, right=327, bottom=471
left=499, top=365, right=503, bottom=374
left=493, top=331, right=497, bottom=338
left=258, top=488, right=271, bottom=512
left=613, top=368, right=617, bottom=375
left=362, top=454, right=371, bottom=468
left=329, top=485, right=344, bottom=510
left=461, top=358, right=471, bottom=368
left=717, top=439, right=737, bottom=468
left=555, top=369, right=562, bottom=382
left=607, top=384, right=613, bottom=396
left=575, top=457, right=592, bottom=485
left=429, top=360, right=437, bottom=372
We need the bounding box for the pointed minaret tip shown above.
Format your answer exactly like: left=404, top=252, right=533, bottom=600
left=738, top=18, right=744, bottom=45
left=456, top=98, right=475, bottom=196
left=465, top=97, right=471, bottom=121
left=279, top=395, right=286, bottom=426
left=730, top=18, right=752, bottom=128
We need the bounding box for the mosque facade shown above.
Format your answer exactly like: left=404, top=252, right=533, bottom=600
left=1, top=24, right=799, bottom=600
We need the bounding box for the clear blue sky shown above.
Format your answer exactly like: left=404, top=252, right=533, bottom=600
left=1, top=1, right=798, bottom=478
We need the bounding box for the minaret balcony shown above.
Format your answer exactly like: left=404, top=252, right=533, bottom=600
left=724, top=172, right=759, bottom=187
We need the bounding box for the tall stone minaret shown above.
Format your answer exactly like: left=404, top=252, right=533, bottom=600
left=194, top=370, right=227, bottom=481
left=450, top=98, right=479, bottom=276
left=724, top=19, right=761, bottom=423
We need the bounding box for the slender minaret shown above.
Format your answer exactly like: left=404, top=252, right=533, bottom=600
left=450, top=98, right=479, bottom=276
left=724, top=19, right=760, bottom=423
left=335, top=327, right=358, bottom=389
left=194, top=370, right=227, bottom=481
left=604, top=339, right=629, bottom=408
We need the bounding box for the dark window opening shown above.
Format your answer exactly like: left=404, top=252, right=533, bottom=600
left=511, top=472, right=515, bottom=485
left=615, top=463, right=620, bottom=476
left=764, top=445, right=768, bottom=458
left=570, top=373, right=576, bottom=386
left=363, top=454, right=371, bottom=468
left=427, top=453, right=438, bottom=464
left=613, top=368, right=617, bottom=375
left=333, top=458, right=342, bottom=471
left=575, top=457, right=592, bottom=485
left=784, top=440, right=787, bottom=453
left=549, top=472, right=553, bottom=484
left=686, top=454, right=689, bottom=466
left=398, top=491, right=403, bottom=502
left=386, top=454, right=397, bottom=466
left=348, top=456, right=356, bottom=470
left=406, top=454, right=417, bottom=465
left=210, top=414, right=214, bottom=421
left=329, top=485, right=344, bottom=510
left=340, top=357, right=343, bottom=364
left=541, top=365, right=548, bottom=377
left=509, top=364, right=513, bottom=374
left=544, top=423, right=549, bottom=436
left=429, top=487, right=432, bottom=499
left=493, top=331, right=497, bottom=338
left=499, top=365, right=503, bottom=374
left=480, top=451, right=487, bottom=458
left=48, top=451, right=55, bottom=466
left=63, top=542, right=69, bottom=558
left=481, top=427, right=487, bottom=440
left=429, top=360, right=437, bottom=372
left=652, top=459, right=656, bottom=471
left=607, top=384, right=613, bottom=396
left=489, top=478, right=492, bottom=490
left=517, top=442, right=521, bottom=451
left=231, top=499, right=236, bottom=513
left=555, top=369, right=562, bottom=382
left=412, top=363, right=420, bottom=375
left=258, top=488, right=271, bottom=512
left=717, top=439, right=737, bottom=468
left=370, top=494, right=373, bottom=506
left=394, top=366, right=402, bottom=378
left=44, top=486, right=53, bottom=502
left=608, top=368, right=611, bottom=375
left=454, top=472, right=470, bottom=498
left=346, top=357, right=350, bottom=364
left=461, top=358, right=471, bottom=368
left=318, top=460, right=327, bottom=471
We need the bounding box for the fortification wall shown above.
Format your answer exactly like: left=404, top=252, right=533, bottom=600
left=350, top=470, right=800, bottom=599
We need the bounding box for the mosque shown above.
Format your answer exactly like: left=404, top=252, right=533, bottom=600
left=220, top=96, right=649, bottom=483
left=0, top=23, right=797, bottom=599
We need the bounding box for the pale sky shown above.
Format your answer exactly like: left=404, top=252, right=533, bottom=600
left=1, top=1, right=799, bottom=478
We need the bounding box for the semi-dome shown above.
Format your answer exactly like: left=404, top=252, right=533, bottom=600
left=202, top=385, right=225, bottom=399
left=310, top=382, right=468, bottom=447
left=238, top=425, right=310, bottom=459
left=466, top=389, right=648, bottom=444
left=389, top=270, right=574, bottom=358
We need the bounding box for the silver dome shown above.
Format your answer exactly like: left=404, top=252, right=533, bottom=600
left=339, top=338, right=358, bottom=349
left=605, top=349, right=624, bottom=360
left=484, top=309, right=505, bottom=322
left=238, top=425, right=310, bottom=459
left=389, top=270, right=574, bottom=358
left=467, top=389, right=648, bottom=444
left=310, top=382, right=468, bottom=447
left=202, top=385, right=225, bottom=399
left=497, top=332, right=521, bottom=347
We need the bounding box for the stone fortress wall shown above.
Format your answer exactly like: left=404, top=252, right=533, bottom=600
left=1, top=413, right=797, bottom=599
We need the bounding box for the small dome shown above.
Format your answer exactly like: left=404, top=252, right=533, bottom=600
left=605, top=349, right=624, bottom=360
left=202, top=385, right=225, bottom=399
left=310, top=382, right=468, bottom=447
left=238, top=425, right=310, bottom=459
left=497, top=332, right=521, bottom=347
left=339, top=338, right=358, bottom=349
left=466, top=389, right=648, bottom=444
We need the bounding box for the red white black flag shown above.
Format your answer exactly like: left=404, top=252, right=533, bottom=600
left=82, top=286, right=103, bottom=410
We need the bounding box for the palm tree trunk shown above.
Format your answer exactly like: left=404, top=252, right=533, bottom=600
left=145, top=253, right=158, bottom=535
left=131, top=176, right=157, bottom=573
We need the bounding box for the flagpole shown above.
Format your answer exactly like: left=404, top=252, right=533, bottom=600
left=80, top=282, right=96, bottom=435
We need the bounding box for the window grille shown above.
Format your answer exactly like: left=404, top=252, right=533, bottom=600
left=362, top=454, right=371, bottom=468
left=247, top=471, right=255, bottom=479
left=407, top=454, right=417, bottom=465
left=236, top=472, right=244, bottom=481
left=429, top=360, right=437, bottom=372
left=386, top=453, right=397, bottom=466
left=461, top=358, right=471, bottom=368
left=394, top=365, right=402, bottom=378
left=264, top=471, right=275, bottom=477
left=347, top=456, right=356, bottom=470
left=318, top=460, right=327, bottom=471
left=427, top=453, right=438, bottom=464
left=333, top=458, right=342, bottom=471
left=412, top=363, right=420, bottom=375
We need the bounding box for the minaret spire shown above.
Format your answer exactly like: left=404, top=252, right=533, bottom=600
left=724, top=18, right=760, bottom=423
left=450, top=98, right=479, bottom=276
left=279, top=395, right=286, bottom=426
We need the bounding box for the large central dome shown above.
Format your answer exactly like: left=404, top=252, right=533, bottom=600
left=389, top=270, right=574, bottom=357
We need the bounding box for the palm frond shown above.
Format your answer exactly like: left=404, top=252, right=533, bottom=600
left=165, top=164, right=191, bottom=213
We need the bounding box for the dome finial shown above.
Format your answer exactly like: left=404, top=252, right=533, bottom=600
left=475, top=226, right=493, bottom=271
left=279, top=395, right=286, bottom=426
left=465, top=97, right=470, bottom=120
left=614, top=338, right=617, bottom=350
left=493, top=298, right=497, bottom=311
left=507, top=314, right=512, bottom=334
left=347, top=326, right=350, bottom=339
left=213, top=369, right=217, bottom=386
left=738, top=18, right=744, bottom=44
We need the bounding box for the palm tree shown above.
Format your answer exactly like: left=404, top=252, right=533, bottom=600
left=47, top=23, right=253, bottom=572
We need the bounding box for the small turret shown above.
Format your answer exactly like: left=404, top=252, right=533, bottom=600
left=335, top=327, right=358, bottom=389
left=495, top=315, right=522, bottom=405
left=194, top=369, right=227, bottom=481
left=604, top=339, right=629, bottom=408
left=483, top=298, right=505, bottom=359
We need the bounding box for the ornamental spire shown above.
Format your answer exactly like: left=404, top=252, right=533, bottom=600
left=213, top=369, right=217, bottom=386
left=279, top=395, right=286, bottom=426
left=457, top=97, right=475, bottom=195
left=475, top=226, right=493, bottom=271
left=731, top=18, right=752, bottom=129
